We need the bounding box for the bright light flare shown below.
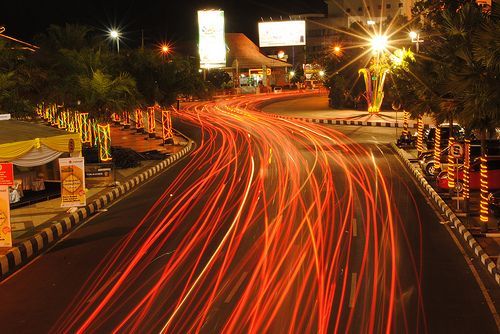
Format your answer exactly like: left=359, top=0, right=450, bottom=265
left=371, top=35, right=388, bottom=53
left=409, top=31, right=418, bottom=40
left=109, top=30, right=120, bottom=39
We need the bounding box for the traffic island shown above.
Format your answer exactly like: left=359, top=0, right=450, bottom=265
left=391, top=142, right=500, bottom=285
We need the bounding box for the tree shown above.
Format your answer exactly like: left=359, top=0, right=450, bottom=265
left=78, top=70, right=138, bottom=121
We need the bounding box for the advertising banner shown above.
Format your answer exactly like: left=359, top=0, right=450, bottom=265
left=0, top=186, right=12, bottom=247
left=0, top=163, right=14, bottom=186
left=258, top=21, right=306, bottom=47
left=59, top=157, right=86, bottom=208
left=85, top=163, right=114, bottom=187
left=198, top=10, right=226, bottom=69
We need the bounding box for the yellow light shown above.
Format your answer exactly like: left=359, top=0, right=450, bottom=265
left=333, top=45, right=341, bottom=53
left=371, top=35, right=388, bottom=53
left=277, top=50, right=285, bottom=59
left=319, top=70, right=325, bottom=77
left=110, top=30, right=119, bottom=39
left=290, top=71, right=295, bottom=77
left=162, top=45, right=170, bottom=53
left=480, top=155, right=489, bottom=223
left=409, top=31, right=418, bottom=40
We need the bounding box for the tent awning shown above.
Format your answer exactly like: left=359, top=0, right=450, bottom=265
left=0, top=120, right=81, bottom=167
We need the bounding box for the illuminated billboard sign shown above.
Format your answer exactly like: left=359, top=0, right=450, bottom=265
left=258, top=21, right=306, bottom=47
left=198, top=10, right=226, bottom=69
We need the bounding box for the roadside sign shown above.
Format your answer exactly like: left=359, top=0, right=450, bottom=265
left=451, top=143, right=464, bottom=158
left=0, top=163, right=14, bottom=186
left=0, top=186, right=12, bottom=247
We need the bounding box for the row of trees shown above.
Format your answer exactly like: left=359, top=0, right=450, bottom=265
left=392, top=0, right=499, bottom=147
left=0, top=24, right=210, bottom=120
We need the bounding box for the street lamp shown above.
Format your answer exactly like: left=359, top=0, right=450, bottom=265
left=109, top=29, right=120, bottom=53
left=319, top=70, right=325, bottom=77
left=370, top=34, right=388, bottom=54
left=409, top=31, right=423, bottom=53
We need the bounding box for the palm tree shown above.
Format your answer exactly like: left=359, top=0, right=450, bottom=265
left=445, top=5, right=500, bottom=230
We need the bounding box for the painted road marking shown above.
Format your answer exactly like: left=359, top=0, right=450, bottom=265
left=224, top=271, right=248, bottom=304
left=352, top=218, right=358, bottom=237
left=349, top=272, right=357, bottom=308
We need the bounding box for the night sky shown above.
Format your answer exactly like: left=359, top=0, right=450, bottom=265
left=3, top=1, right=326, bottom=46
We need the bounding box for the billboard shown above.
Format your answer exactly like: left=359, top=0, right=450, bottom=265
left=198, top=10, right=226, bottom=69
left=258, top=21, right=306, bottom=47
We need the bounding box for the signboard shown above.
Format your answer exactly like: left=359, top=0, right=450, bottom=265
left=0, top=114, right=11, bottom=121
left=85, top=163, right=114, bottom=187
left=249, top=68, right=272, bottom=76
left=59, top=157, right=86, bottom=208
left=258, top=21, right=306, bottom=47
left=451, top=143, right=464, bottom=158
left=198, top=10, right=226, bottom=69
left=0, top=163, right=14, bottom=186
left=0, top=186, right=12, bottom=247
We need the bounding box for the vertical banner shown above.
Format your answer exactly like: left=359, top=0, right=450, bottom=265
left=0, top=186, right=12, bottom=247
left=59, top=157, right=86, bottom=208
left=198, top=10, right=226, bottom=69
left=0, top=163, right=14, bottom=186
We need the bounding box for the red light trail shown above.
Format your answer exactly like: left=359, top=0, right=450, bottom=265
left=53, top=92, right=427, bottom=333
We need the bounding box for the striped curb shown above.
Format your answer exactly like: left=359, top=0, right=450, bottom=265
left=266, top=113, right=430, bottom=129
left=391, top=142, right=500, bottom=285
left=0, top=141, right=194, bottom=280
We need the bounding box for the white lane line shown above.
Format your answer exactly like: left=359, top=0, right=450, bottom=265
left=224, top=271, right=248, bottom=304
left=349, top=272, right=357, bottom=308
left=352, top=218, right=358, bottom=237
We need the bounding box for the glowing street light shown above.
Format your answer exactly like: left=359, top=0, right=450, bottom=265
left=370, top=35, right=388, bottom=53
left=319, top=70, right=325, bottom=77
left=289, top=71, right=296, bottom=78
left=109, top=29, right=120, bottom=53
left=409, top=31, right=423, bottom=53
left=333, top=45, right=342, bottom=55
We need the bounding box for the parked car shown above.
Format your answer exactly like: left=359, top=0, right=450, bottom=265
left=489, top=191, right=500, bottom=217
left=425, top=123, right=465, bottom=150
left=418, top=147, right=450, bottom=176
left=436, top=156, right=500, bottom=191
left=273, top=86, right=283, bottom=93
left=421, top=140, right=500, bottom=177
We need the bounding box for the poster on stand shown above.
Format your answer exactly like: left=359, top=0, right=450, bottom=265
left=0, top=186, right=12, bottom=247
left=59, top=157, right=86, bottom=208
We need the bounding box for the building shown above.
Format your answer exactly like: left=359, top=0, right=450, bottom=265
left=224, top=33, right=292, bottom=90
left=276, top=1, right=415, bottom=64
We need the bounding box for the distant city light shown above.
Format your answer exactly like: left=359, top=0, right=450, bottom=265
left=409, top=31, right=418, bottom=40
left=319, top=70, right=325, bottom=77
left=290, top=71, right=296, bottom=77
left=367, top=20, right=376, bottom=25
left=333, top=45, right=341, bottom=54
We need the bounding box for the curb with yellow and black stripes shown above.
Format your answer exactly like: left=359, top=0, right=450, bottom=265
left=391, top=143, right=500, bottom=285
left=267, top=113, right=431, bottom=129
left=0, top=142, right=194, bottom=280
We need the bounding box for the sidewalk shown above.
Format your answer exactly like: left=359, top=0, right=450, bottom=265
left=262, top=95, right=435, bottom=127
left=0, top=120, right=192, bottom=276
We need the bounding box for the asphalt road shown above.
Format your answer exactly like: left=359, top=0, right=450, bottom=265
left=0, top=94, right=498, bottom=333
